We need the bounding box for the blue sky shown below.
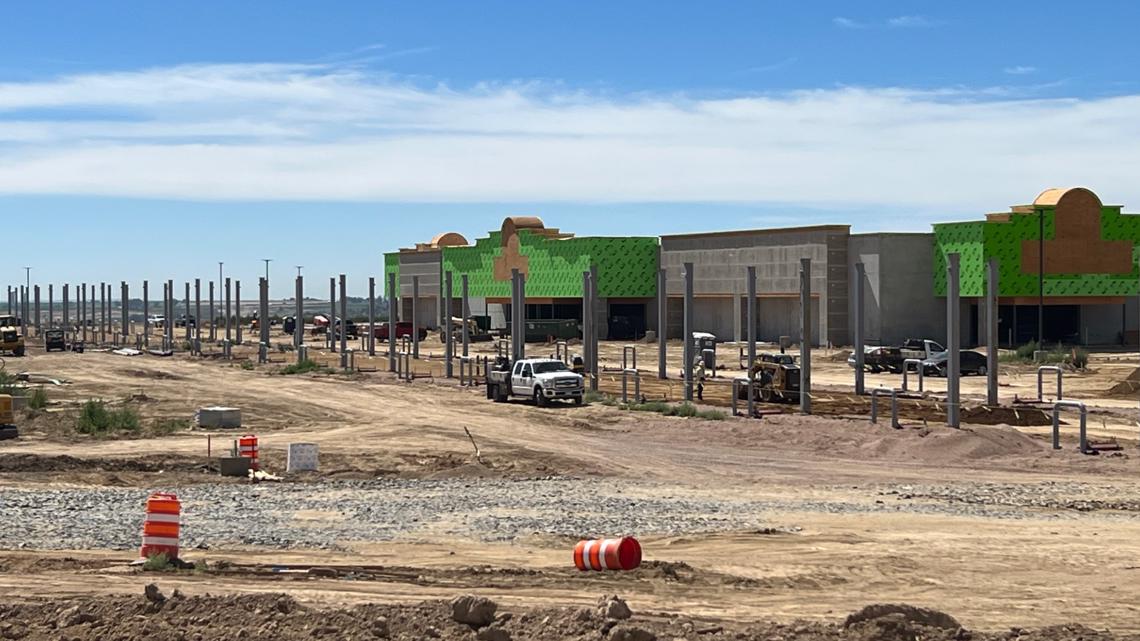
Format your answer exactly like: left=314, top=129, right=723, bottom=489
left=2, top=1, right=1139, bottom=296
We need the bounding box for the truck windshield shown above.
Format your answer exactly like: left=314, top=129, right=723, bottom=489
left=533, top=362, right=570, bottom=374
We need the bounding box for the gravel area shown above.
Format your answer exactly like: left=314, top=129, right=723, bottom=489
left=4, top=478, right=1140, bottom=552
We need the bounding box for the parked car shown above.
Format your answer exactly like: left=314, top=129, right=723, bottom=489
left=147, top=315, right=165, bottom=328
left=921, top=350, right=988, bottom=377
left=175, top=314, right=195, bottom=328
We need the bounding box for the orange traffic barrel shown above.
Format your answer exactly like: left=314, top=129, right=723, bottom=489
left=574, top=537, right=641, bottom=571
left=139, top=492, right=181, bottom=561
left=239, top=434, right=259, bottom=471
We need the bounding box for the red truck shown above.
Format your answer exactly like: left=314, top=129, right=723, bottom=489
left=374, top=321, right=428, bottom=342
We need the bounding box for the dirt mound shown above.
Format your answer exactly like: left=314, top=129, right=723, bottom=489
left=825, top=350, right=854, bottom=362
left=1107, top=367, right=1140, bottom=397
left=0, top=453, right=209, bottom=474
left=0, top=589, right=1122, bottom=641
left=962, top=405, right=1052, bottom=427
left=117, top=368, right=187, bottom=381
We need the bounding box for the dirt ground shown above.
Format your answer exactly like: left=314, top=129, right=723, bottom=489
left=3, top=333, right=1140, bottom=636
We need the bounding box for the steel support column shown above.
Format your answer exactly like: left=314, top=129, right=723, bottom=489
left=683, top=262, right=694, bottom=402
left=854, top=262, right=865, bottom=396
left=986, top=258, right=999, bottom=406
left=800, top=258, right=812, bottom=415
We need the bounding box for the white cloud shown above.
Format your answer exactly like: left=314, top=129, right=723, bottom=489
left=832, top=16, right=864, bottom=29
left=0, top=63, right=1139, bottom=212
left=1004, top=65, right=1038, bottom=75
left=887, top=15, right=937, bottom=28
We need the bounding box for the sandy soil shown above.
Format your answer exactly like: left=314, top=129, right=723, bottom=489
left=2, top=336, right=1140, bottom=633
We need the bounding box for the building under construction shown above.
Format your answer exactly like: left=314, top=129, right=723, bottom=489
left=384, top=188, right=1140, bottom=347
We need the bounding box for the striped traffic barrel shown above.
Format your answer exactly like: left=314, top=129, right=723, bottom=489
left=239, top=434, right=259, bottom=470
left=139, top=492, right=181, bottom=560
left=574, top=537, right=641, bottom=571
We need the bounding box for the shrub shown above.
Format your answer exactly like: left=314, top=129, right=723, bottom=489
left=142, top=552, right=173, bottom=571
left=1014, top=341, right=1039, bottom=360
left=629, top=401, right=670, bottom=413
left=0, top=371, right=22, bottom=397
left=27, top=386, right=47, bottom=410
left=696, top=409, right=727, bottom=421
left=672, top=402, right=699, bottom=418
left=152, top=418, right=189, bottom=435
left=76, top=399, right=140, bottom=434
left=1068, top=347, right=1089, bottom=369
left=279, top=359, right=324, bottom=375
left=240, top=361, right=255, bottom=371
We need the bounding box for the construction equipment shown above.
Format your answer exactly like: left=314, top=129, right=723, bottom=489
left=0, top=394, right=16, bottom=440
left=439, top=316, right=492, bottom=342
left=44, top=329, right=66, bottom=352
left=0, top=316, right=24, bottom=357
left=738, top=352, right=801, bottom=403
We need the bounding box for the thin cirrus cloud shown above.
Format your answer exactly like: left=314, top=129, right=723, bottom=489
left=1004, top=66, right=1038, bottom=75
left=835, top=15, right=939, bottom=29
left=0, top=62, right=1139, bottom=212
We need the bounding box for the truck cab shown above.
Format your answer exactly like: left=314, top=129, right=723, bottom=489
left=488, top=357, right=585, bottom=406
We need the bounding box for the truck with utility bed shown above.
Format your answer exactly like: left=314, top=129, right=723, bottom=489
left=486, top=357, right=585, bottom=406
left=849, top=338, right=944, bottom=373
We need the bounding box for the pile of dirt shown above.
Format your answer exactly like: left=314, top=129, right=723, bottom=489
left=0, top=453, right=210, bottom=474
left=1107, top=366, right=1140, bottom=397
left=0, top=589, right=1121, bottom=641
left=825, top=350, right=854, bottom=362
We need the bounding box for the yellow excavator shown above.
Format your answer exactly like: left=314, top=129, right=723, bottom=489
left=0, top=315, right=24, bottom=357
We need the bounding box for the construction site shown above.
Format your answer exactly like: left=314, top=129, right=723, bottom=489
left=4, top=187, right=1140, bottom=640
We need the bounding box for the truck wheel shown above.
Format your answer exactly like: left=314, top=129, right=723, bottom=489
left=486, top=382, right=495, bottom=400
left=14, top=347, right=24, bottom=357
left=534, top=388, right=546, bottom=407
left=573, top=395, right=583, bottom=406
left=977, top=365, right=987, bottom=376
left=491, top=384, right=503, bottom=402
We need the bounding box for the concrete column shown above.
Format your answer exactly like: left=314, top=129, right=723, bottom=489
left=78, top=285, right=84, bottom=341
left=683, top=262, right=694, bottom=402
left=328, top=277, right=336, bottom=351
left=746, top=266, right=756, bottom=370
left=48, top=284, right=53, bottom=330
left=33, top=285, right=41, bottom=336
left=657, top=268, right=667, bottom=379
left=235, top=280, right=242, bottom=346
left=90, top=284, right=97, bottom=344
left=461, top=274, right=470, bottom=358
left=853, top=263, right=865, bottom=396
left=367, top=277, right=376, bottom=356
left=411, top=276, right=420, bottom=359
left=947, top=252, right=961, bottom=428
left=194, top=279, right=201, bottom=345
left=387, top=272, right=397, bottom=372
left=444, top=271, right=453, bottom=377
left=986, top=258, right=999, bottom=406
left=338, top=274, right=347, bottom=368
left=294, top=275, right=303, bottom=350
left=208, top=281, right=215, bottom=342
left=800, top=258, right=812, bottom=415
left=224, top=278, right=232, bottom=343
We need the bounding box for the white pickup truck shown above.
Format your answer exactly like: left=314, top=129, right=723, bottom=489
left=486, top=358, right=585, bottom=406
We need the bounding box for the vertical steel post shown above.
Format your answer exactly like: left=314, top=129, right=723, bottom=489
left=121, top=282, right=128, bottom=344
left=208, top=280, right=215, bottom=342
left=184, top=282, right=191, bottom=341
left=234, top=279, right=242, bottom=346
left=658, top=268, right=667, bottom=379
left=683, top=261, right=694, bottom=402
left=33, top=285, right=41, bottom=336
left=854, top=262, right=865, bottom=396
left=387, top=272, right=397, bottom=372
left=461, top=274, right=470, bottom=358
left=582, top=271, right=592, bottom=385
left=79, top=285, right=85, bottom=342
left=368, top=277, right=376, bottom=356
left=986, top=258, right=999, bottom=406
left=328, top=277, right=336, bottom=351
left=339, top=274, right=347, bottom=368
left=142, top=281, right=148, bottom=348
left=444, top=271, right=453, bottom=377
left=746, top=265, right=757, bottom=370
left=47, top=284, right=53, bottom=330
left=411, top=275, right=420, bottom=359
left=589, top=264, right=598, bottom=388
left=518, top=270, right=527, bottom=362
left=947, top=252, right=961, bottom=428
left=510, top=269, right=520, bottom=362
left=224, top=278, right=232, bottom=343
left=260, top=277, right=270, bottom=347
left=195, top=279, right=202, bottom=347
left=294, top=275, right=303, bottom=350
left=62, top=284, right=69, bottom=336
left=800, top=258, right=812, bottom=415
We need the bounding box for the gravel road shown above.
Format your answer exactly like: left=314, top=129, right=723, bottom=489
left=3, top=477, right=1140, bottom=552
